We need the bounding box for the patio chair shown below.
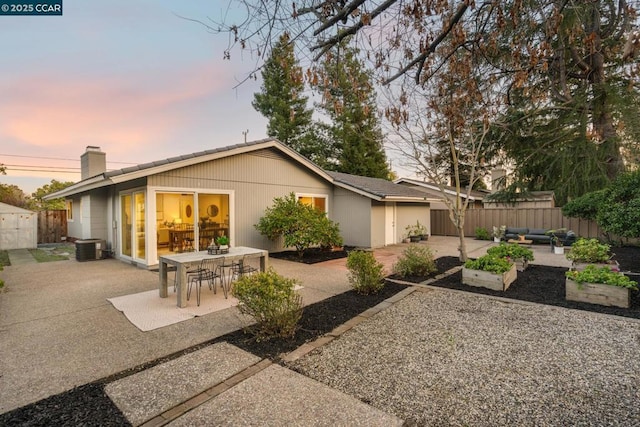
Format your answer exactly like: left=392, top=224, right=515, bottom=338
left=187, top=258, right=223, bottom=306
left=230, top=255, right=258, bottom=282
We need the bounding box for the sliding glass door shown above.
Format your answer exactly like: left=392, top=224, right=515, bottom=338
left=120, top=191, right=145, bottom=261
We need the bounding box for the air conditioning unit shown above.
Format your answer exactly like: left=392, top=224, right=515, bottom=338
left=76, top=239, right=106, bottom=261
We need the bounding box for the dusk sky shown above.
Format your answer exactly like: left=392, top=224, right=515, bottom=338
left=1, top=0, right=270, bottom=194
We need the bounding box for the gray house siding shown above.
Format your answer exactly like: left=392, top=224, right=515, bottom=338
left=333, top=187, right=372, bottom=247
left=397, top=203, right=431, bottom=239
left=148, top=148, right=334, bottom=255
left=370, top=202, right=386, bottom=248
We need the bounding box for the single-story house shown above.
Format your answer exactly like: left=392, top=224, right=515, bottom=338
left=394, top=177, right=488, bottom=210
left=46, top=139, right=430, bottom=268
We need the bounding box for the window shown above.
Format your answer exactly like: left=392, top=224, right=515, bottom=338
left=66, top=200, right=73, bottom=221
left=297, top=194, right=327, bottom=213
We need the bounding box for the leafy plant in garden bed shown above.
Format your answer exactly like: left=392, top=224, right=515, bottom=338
left=464, top=254, right=513, bottom=274
left=566, top=238, right=612, bottom=263
left=487, top=243, right=534, bottom=261
left=346, top=250, right=385, bottom=295
left=565, top=265, right=638, bottom=290
left=393, top=244, right=437, bottom=278
left=232, top=269, right=303, bottom=341
left=474, top=227, right=491, bottom=240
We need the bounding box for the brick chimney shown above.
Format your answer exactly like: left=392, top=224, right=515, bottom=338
left=80, top=146, right=106, bottom=180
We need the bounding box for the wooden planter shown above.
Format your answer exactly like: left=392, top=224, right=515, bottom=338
left=462, top=264, right=517, bottom=291
left=571, top=261, right=620, bottom=272
left=565, top=278, right=631, bottom=308
left=515, top=259, right=529, bottom=272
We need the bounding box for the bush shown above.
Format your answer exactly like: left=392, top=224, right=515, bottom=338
left=346, top=250, right=385, bottom=295
left=566, top=238, right=611, bottom=263
left=255, top=193, right=342, bottom=258
left=231, top=269, right=303, bottom=341
left=487, top=243, right=535, bottom=261
left=596, top=171, right=640, bottom=239
left=393, top=244, right=437, bottom=278
left=566, top=265, right=638, bottom=290
left=474, top=227, right=491, bottom=240
left=464, top=254, right=513, bottom=274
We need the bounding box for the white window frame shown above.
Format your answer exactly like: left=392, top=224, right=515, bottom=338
left=296, top=193, right=329, bottom=213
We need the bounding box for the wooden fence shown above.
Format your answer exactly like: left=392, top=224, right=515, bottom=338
left=430, top=208, right=603, bottom=239
left=37, top=210, right=68, bottom=244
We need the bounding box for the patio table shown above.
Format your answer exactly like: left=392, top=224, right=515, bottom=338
left=159, top=246, right=268, bottom=307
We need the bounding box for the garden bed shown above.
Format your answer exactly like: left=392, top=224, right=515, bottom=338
left=269, top=246, right=356, bottom=264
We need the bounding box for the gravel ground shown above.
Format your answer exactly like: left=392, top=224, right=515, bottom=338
left=288, top=289, right=640, bottom=426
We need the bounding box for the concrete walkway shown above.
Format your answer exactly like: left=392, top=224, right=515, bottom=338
left=0, top=237, right=573, bottom=425
left=6, top=249, right=38, bottom=266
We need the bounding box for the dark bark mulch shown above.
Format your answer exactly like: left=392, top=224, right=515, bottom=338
left=424, top=246, right=640, bottom=320
left=269, top=246, right=356, bottom=264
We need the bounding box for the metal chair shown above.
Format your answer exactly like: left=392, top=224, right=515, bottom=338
left=230, top=255, right=258, bottom=282
left=187, top=258, right=223, bottom=306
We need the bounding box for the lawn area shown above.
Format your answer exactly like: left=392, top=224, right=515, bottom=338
left=0, top=250, right=10, bottom=267
left=28, top=244, right=76, bottom=263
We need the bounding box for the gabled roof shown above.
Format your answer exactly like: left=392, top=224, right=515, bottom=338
left=46, top=138, right=333, bottom=199
left=394, top=177, right=489, bottom=201
left=329, top=172, right=431, bottom=202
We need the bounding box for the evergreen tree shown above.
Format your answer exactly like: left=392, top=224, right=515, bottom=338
left=312, top=42, right=390, bottom=179
left=252, top=32, right=313, bottom=154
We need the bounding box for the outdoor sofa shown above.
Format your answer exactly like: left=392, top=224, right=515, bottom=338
left=504, top=227, right=576, bottom=246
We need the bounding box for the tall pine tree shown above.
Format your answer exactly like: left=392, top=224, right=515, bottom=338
left=252, top=32, right=313, bottom=154
left=312, top=42, right=390, bottom=179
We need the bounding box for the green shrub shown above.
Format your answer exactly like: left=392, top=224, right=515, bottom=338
left=566, top=238, right=611, bottom=263
left=566, top=265, right=638, bottom=290
left=464, top=254, right=513, bottom=274
left=474, top=227, right=491, bottom=240
left=255, top=193, right=342, bottom=258
left=487, top=243, right=535, bottom=261
left=232, top=269, right=303, bottom=341
left=346, top=250, right=385, bottom=295
left=393, top=244, right=437, bottom=278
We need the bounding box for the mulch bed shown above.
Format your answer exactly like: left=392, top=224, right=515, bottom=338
left=269, top=246, right=356, bottom=264
left=421, top=246, right=640, bottom=320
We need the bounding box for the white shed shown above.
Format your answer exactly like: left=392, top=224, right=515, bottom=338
left=0, top=202, right=37, bottom=250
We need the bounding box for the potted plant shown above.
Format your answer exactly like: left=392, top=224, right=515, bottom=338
left=216, top=235, right=230, bottom=253
left=566, top=238, right=618, bottom=271
left=462, top=254, right=517, bottom=291
left=486, top=242, right=535, bottom=271
left=405, top=221, right=425, bottom=243
left=546, top=228, right=567, bottom=254
left=565, top=265, right=637, bottom=308
left=492, top=225, right=506, bottom=243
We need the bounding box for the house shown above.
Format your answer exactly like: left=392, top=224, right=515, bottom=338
left=47, top=139, right=430, bottom=268
left=394, top=177, right=488, bottom=210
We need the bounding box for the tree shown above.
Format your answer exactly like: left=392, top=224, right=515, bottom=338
left=252, top=32, right=314, bottom=154
left=255, top=193, right=343, bottom=258
left=30, top=180, right=74, bottom=211
left=216, top=1, right=638, bottom=196
left=0, top=184, right=30, bottom=209
left=312, top=41, right=390, bottom=178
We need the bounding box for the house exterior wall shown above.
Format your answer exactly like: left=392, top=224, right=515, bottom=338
left=66, top=195, right=83, bottom=239
left=332, top=187, right=372, bottom=247
left=397, top=203, right=431, bottom=240
left=370, top=202, right=386, bottom=248
left=148, top=148, right=334, bottom=255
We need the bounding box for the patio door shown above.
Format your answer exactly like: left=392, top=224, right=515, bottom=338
left=120, top=191, right=146, bottom=261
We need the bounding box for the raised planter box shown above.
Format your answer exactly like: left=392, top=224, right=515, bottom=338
left=515, top=259, right=529, bottom=272
left=565, top=278, right=631, bottom=308
left=571, top=261, right=620, bottom=272
left=462, top=264, right=517, bottom=291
